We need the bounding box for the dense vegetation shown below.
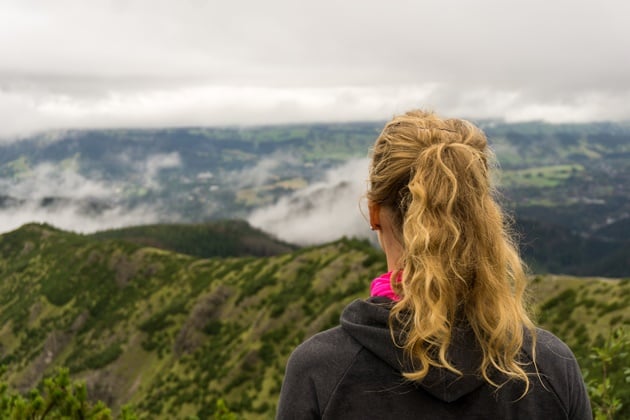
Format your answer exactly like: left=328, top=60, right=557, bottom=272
left=0, top=223, right=383, bottom=418
left=0, top=222, right=628, bottom=418
left=89, top=220, right=296, bottom=259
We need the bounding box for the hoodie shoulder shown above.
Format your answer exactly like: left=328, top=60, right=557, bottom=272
left=276, top=325, right=363, bottom=419
left=524, top=328, right=592, bottom=420
left=288, top=325, right=364, bottom=375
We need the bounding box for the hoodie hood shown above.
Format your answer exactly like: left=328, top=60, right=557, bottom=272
left=340, top=297, right=486, bottom=403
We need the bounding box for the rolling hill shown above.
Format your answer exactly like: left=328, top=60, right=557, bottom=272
left=0, top=222, right=628, bottom=418
left=88, top=220, right=296, bottom=259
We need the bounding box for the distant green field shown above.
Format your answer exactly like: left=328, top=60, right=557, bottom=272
left=0, top=156, right=30, bottom=178
left=499, top=164, right=584, bottom=188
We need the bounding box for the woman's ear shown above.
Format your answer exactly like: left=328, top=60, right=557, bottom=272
left=368, top=201, right=381, bottom=230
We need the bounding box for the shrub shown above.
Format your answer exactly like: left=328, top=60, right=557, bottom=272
left=0, top=367, right=137, bottom=419
left=586, top=328, right=630, bottom=420
left=82, top=343, right=123, bottom=370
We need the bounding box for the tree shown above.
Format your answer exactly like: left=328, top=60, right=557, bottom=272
left=0, top=368, right=136, bottom=419
left=586, top=328, right=630, bottom=420
left=213, top=398, right=238, bottom=420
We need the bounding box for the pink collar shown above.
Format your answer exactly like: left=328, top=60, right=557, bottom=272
left=370, top=271, right=401, bottom=301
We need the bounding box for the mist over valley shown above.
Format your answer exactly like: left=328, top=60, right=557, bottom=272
left=1, top=121, right=629, bottom=276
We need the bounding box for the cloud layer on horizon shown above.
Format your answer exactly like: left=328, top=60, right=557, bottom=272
left=1, top=0, right=629, bottom=140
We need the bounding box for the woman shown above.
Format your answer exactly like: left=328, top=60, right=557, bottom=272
left=276, top=110, right=591, bottom=419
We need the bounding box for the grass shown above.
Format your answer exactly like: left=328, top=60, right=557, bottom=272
left=499, top=164, right=584, bottom=188
left=235, top=177, right=308, bottom=206
left=4, top=156, right=30, bottom=177
left=531, top=276, right=629, bottom=350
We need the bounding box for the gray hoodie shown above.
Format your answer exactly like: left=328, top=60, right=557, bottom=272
left=276, top=297, right=592, bottom=419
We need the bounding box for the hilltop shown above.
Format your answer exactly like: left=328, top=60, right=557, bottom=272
left=88, top=220, right=296, bottom=259
left=0, top=222, right=628, bottom=418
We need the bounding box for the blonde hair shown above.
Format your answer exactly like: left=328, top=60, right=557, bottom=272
left=368, top=110, right=536, bottom=391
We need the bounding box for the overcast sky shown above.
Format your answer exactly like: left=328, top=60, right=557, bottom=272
left=1, top=0, right=629, bottom=139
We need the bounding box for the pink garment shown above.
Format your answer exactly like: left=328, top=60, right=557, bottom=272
left=370, top=271, right=401, bottom=301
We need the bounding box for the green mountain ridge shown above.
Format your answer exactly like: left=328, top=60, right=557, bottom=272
left=88, top=220, right=297, bottom=259
left=0, top=222, right=628, bottom=418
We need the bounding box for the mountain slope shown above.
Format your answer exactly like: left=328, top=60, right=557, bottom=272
left=89, top=220, right=297, bottom=258
left=0, top=223, right=385, bottom=418
left=515, top=218, right=630, bottom=277
left=0, top=222, right=628, bottom=418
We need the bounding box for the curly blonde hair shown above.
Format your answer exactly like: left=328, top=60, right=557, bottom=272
left=368, top=110, right=536, bottom=391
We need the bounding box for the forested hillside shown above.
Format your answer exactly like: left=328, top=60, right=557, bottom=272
left=0, top=222, right=628, bottom=418
left=89, top=220, right=296, bottom=259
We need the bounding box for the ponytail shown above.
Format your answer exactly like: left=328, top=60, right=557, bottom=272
left=368, top=110, right=536, bottom=391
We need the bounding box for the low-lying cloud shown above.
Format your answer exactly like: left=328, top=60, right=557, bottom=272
left=248, top=158, right=375, bottom=245
left=3, top=85, right=630, bottom=141
left=0, top=201, right=162, bottom=235
left=0, top=154, right=181, bottom=234
left=226, top=152, right=300, bottom=189
left=3, top=162, right=112, bottom=200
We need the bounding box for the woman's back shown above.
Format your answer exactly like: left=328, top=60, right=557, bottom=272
left=278, top=298, right=591, bottom=419
left=276, top=110, right=592, bottom=419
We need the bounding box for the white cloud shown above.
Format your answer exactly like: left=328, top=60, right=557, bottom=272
left=0, top=202, right=161, bottom=235
left=224, top=152, right=301, bottom=189
left=143, top=152, right=181, bottom=188
left=248, top=158, right=373, bottom=245
left=0, top=153, right=183, bottom=234
left=0, top=85, right=438, bottom=139
left=2, top=163, right=113, bottom=200
left=0, top=0, right=629, bottom=139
